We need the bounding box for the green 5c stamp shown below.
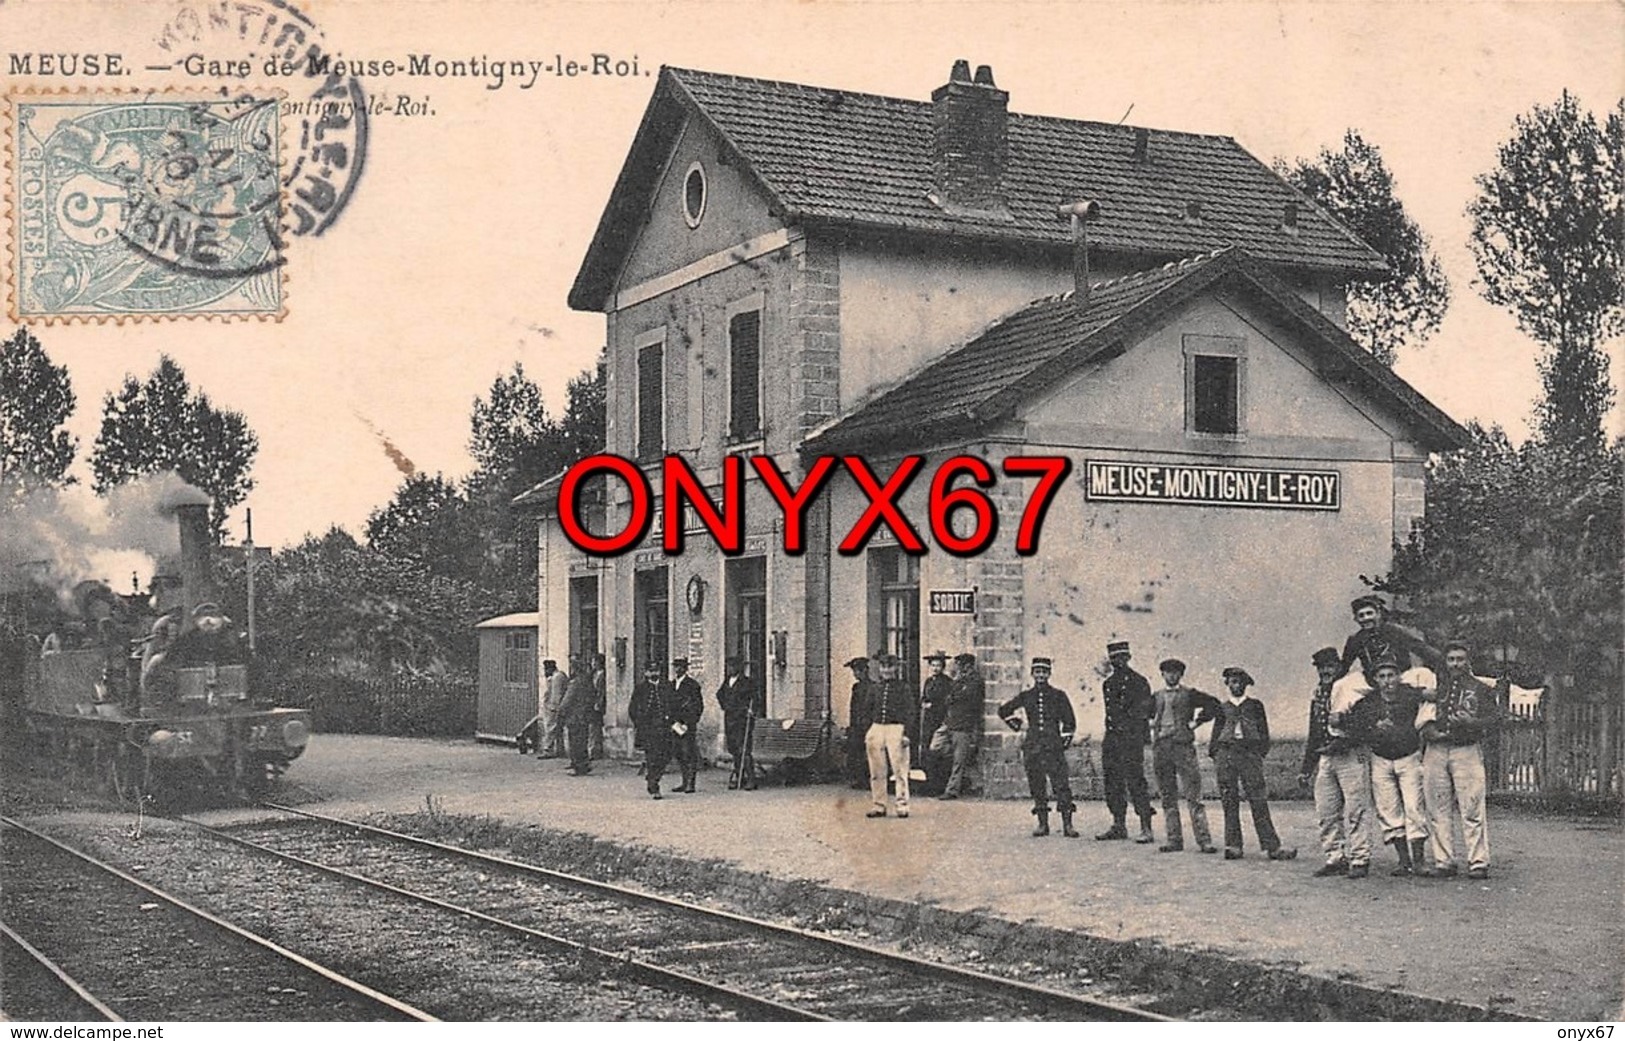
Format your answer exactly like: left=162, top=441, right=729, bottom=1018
left=8, top=92, right=285, bottom=321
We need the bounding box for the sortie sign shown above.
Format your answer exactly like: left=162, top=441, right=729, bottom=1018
left=929, top=589, right=977, bottom=614
left=1085, top=460, right=1341, bottom=511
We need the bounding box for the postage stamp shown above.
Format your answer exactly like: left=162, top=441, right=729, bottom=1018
left=7, top=91, right=286, bottom=322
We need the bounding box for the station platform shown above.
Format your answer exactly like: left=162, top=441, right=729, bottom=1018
left=273, top=734, right=1622, bottom=1020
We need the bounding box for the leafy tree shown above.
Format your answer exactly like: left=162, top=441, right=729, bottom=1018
left=364, top=471, right=485, bottom=579
left=469, top=362, right=568, bottom=486
left=1278, top=130, right=1451, bottom=366
left=1468, top=92, right=1624, bottom=448
left=0, top=327, right=78, bottom=495
left=1378, top=426, right=1623, bottom=697
left=90, top=355, right=258, bottom=538
left=559, top=352, right=607, bottom=463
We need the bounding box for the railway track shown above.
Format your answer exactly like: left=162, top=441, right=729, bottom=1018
left=0, top=816, right=437, bottom=1023
left=178, top=804, right=1166, bottom=1022
left=1, top=920, right=121, bottom=1021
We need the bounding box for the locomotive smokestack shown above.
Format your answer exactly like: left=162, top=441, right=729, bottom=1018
left=174, top=503, right=217, bottom=615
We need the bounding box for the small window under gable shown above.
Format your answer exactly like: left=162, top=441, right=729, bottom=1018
left=637, top=335, right=665, bottom=462
left=728, top=308, right=762, bottom=442
left=1184, top=334, right=1246, bottom=438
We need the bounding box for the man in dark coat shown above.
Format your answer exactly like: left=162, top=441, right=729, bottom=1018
left=669, top=658, right=705, bottom=793
left=1149, top=657, right=1222, bottom=853
left=1097, top=640, right=1157, bottom=843
left=628, top=662, right=671, bottom=798
left=916, top=651, right=953, bottom=796
left=844, top=656, right=873, bottom=790
left=589, top=652, right=608, bottom=760
left=998, top=657, right=1078, bottom=837
left=1367, top=657, right=1429, bottom=876
left=716, top=656, right=764, bottom=790
left=1211, top=667, right=1295, bottom=861
left=938, top=652, right=985, bottom=799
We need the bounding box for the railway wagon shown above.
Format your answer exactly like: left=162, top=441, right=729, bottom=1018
left=13, top=501, right=309, bottom=802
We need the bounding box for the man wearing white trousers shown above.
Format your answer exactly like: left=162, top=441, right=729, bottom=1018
left=1300, top=647, right=1382, bottom=878
left=1367, top=658, right=1429, bottom=876
left=1419, top=642, right=1497, bottom=880
left=865, top=653, right=917, bottom=819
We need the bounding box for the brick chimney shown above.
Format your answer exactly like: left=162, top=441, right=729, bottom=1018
left=929, top=60, right=1010, bottom=217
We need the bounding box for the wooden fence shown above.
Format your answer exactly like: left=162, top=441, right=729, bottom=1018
left=1488, top=684, right=1622, bottom=803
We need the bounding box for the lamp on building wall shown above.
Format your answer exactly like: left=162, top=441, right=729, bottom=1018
left=613, top=636, right=627, bottom=672
left=772, top=630, right=788, bottom=668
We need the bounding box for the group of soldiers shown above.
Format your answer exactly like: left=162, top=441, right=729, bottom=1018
left=986, top=594, right=1498, bottom=880
left=625, top=656, right=766, bottom=798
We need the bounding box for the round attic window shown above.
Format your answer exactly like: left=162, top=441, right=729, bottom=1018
left=682, top=162, right=707, bottom=228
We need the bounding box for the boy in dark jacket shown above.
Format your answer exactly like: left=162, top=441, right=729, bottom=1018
left=1211, top=667, right=1295, bottom=861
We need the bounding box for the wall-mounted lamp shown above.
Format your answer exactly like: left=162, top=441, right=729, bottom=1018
left=613, top=636, right=627, bottom=672
left=772, top=630, right=788, bottom=668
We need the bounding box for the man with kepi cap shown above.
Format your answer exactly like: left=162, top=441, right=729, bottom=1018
left=998, top=657, right=1078, bottom=837
left=668, top=658, right=705, bottom=794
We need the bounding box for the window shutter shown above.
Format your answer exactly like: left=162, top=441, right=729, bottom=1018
left=638, top=342, right=664, bottom=460
left=729, top=310, right=761, bottom=440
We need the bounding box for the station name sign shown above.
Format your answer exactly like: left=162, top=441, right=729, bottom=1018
left=1085, top=460, right=1341, bottom=511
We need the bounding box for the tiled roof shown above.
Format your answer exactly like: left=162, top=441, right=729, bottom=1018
left=803, top=249, right=1467, bottom=455
left=570, top=67, right=1385, bottom=310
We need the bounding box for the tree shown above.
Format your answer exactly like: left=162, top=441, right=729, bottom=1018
left=469, top=362, right=568, bottom=487
left=90, top=355, right=258, bottom=538
left=1379, top=426, right=1623, bottom=696
left=364, top=471, right=485, bottom=579
left=559, top=351, right=607, bottom=463
left=1278, top=130, right=1451, bottom=366
left=1468, top=92, right=1624, bottom=448
left=0, top=327, right=78, bottom=495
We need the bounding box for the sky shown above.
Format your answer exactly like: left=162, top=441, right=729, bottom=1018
left=4, top=0, right=1622, bottom=547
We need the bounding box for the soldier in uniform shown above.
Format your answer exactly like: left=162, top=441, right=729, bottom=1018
left=1300, top=647, right=1380, bottom=877
left=629, top=662, right=671, bottom=798
left=1336, top=595, right=1445, bottom=699
left=1211, top=666, right=1296, bottom=861
left=561, top=653, right=595, bottom=776
left=844, top=656, right=873, bottom=790
left=716, top=657, right=764, bottom=790
left=864, top=653, right=916, bottom=819
left=917, top=651, right=953, bottom=796
left=1419, top=641, right=1497, bottom=880
left=998, top=657, right=1078, bottom=837
left=1097, top=640, right=1157, bottom=843
left=669, top=658, right=704, bottom=794
left=1367, top=657, right=1429, bottom=876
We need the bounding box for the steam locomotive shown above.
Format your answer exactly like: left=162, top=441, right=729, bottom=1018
left=9, top=501, right=310, bottom=804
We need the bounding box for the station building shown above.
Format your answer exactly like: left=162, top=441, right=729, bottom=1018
left=521, top=63, right=1468, bottom=786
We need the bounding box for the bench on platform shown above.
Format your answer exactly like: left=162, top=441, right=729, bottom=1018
left=749, top=717, right=833, bottom=785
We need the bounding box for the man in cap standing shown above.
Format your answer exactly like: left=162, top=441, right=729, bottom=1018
left=561, top=653, right=595, bottom=776
left=998, top=657, right=1078, bottom=837
left=938, top=652, right=986, bottom=799
left=844, top=656, right=873, bottom=789
left=1097, top=641, right=1157, bottom=843
left=1367, top=657, right=1429, bottom=876
left=716, top=656, right=764, bottom=790
left=1419, top=641, right=1497, bottom=880
left=629, top=661, right=673, bottom=798
left=669, top=658, right=704, bottom=794
left=1300, top=647, right=1380, bottom=877
left=917, top=651, right=953, bottom=796
left=1211, top=667, right=1295, bottom=861
left=1149, top=658, right=1221, bottom=854
left=864, top=653, right=917, bottom=818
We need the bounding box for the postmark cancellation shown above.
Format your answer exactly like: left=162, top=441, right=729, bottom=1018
left=7, top=91, right=287, bottom=322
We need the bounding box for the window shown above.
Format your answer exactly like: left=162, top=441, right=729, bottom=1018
left=1183, top=334, right=1246, bottom=437
left=728, top=309, right=762, bottom=442
left=502, top=631, right=533, bottom=686
left=682, top=162, right=707, bottom=228
left=637, top=340, right=664, bottom=461
left=1191, top=355, right=1239, bottom=434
